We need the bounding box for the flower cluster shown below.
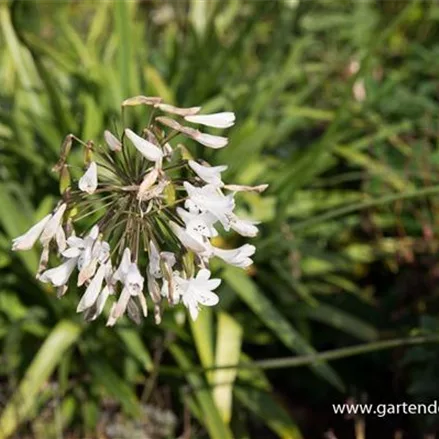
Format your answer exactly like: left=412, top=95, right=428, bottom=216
left=12, top=96, right=266, bottom=325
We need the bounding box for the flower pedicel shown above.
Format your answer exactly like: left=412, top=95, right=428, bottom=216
left=12, top=97, right=267, bottom=325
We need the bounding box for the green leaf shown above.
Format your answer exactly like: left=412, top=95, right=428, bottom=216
left=116, top=327, right=153, bottom=372
left=299, top=303, right=379, bottom=341
left=223, top=268, right=344, bottom=391
left=88, top=355, right=140, bottom=416
left=0, top=183, right=40, bottom=274
left=235, top=386, right=303, bottom=439
left=190, top=306, right=214, bottom=382
left=0, top=320, right=81, bottom=439
left=213, top=312, right=242, bottom=424
left=170, top=344, right=234, bottom=439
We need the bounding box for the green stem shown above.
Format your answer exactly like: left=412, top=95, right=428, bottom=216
left=161, top=334, right=439, bottom=375
left=291, top=184, right=439, bottom=232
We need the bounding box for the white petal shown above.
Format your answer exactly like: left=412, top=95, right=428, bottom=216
left=77, top=263, right=106, bottom=312
left=183, top=182, right=235, bottom=229
left=147, top=272, right=161, bottom=303
left=40, top=204, right=67, bottom=246
left=125, top=129, right=163, bottom=162
left=182, top=295, right=199, bottom=321
left=197, top=291, right=219, bottom=306
left=213, top=244, right=255, bottom=268
left=177, top=207, right=217, bottom=238
left=104, top=130, right=122, bottom=152
left=106, top=303, right=118, bottom=326
left=137, top=169, right=159, bottom=200
left=56, top=226, right=66, bottom=252
left=39, top=258, right=76, bottom=287
left=77, top=258, right=98, bottom=286
left=192, top=132, right=228, bottom=149
left=113, top=286, right=131, bottom=319
left=79, top=161, right=98, bottom=194
left=113, top=247, right=131, bottom=283
left=88, top=225, right=100, bottom=241
left=161, top=251, right=176, bottom=268
left=125, top=263, right=144, bottom=296
left=93, top=240, right=110, bottom=263
left=89, top=285, right=111, bottom=321
left=196, top=268, right=211, bottom=281
left=62, top=247, right=82, bottom=258
left=148, top=240, right=162, bottom=278
left=184, top=112, right=235, bottom=128
left=169, top=221, right=207, bottom=253
left=66, top=236, right=84, bottom=248
left=230, top=217, right=259, bottom=237
left=12, top=214, right=52, bottom=251
left=188, top=160, right=227, bottom=186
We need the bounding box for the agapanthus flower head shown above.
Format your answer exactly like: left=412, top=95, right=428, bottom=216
left=12, top=96, right=267, bottom=325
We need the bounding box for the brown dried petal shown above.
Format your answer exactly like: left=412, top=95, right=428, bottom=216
left=122, top=95, right=163, bottom=106
left=223, top=184, right=269, bottom=193
left=155, top=103, right=201, bottom=116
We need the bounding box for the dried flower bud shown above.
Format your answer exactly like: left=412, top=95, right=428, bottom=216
left=122, top=95, right=163, bottom=106
left=155, top=103, right=201, bottom=116
left=52, top=134, right=73, bottom=172
left=223, top=184, right=269, bottom=193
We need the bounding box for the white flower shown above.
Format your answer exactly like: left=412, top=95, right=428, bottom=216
left=125, top=128, right=163, bottom=162
left=183, top=182, right=235, bottom=230
left=113, top=247, right=131, bottom=283
left=179, top=269, right=220, bottom=320
left=125, top=263, right=144, bottom=296
left=56, top=226, right=67, bottom=252
left=229, top=216, right=259, bottom=237
left=184, top=112, right=235, bottom=128
left=12, top=214, right=51, bottom=251
left=147, top=272, right=161, bottom=303
left=106, top=303, right=119, bottom=326
left=107, top=255, right=146, bottom=325
left=160, top=271, right=184, bottom=305
left=108, top=286, right=131, bottom=324
left=192, top=132, right=228, bottom=149
left=79, top=161, right=98, bottom=194
left=84, top=262, right=115, bottom=321
left=188, top=160, right=227, bottom=187
left=40, top=203, right=67, bottom=246
left=169, top=221, right=207, bottom=253
left=63, top=235, right=87, bottom=259
left=148, top=240, right=162, bottom=278
left=104, top=130, right=122, bottom=152
left=86, top=285, right=111, bottom=321
left=156, top=116, right=228, bottom=149
left=177, top=207, right=218, bottom=238
left=137, top=168, right=159, bottom=201
left=64, top=226, right=103, bottom=286
left=94, top=240, right=110, bottom=264
left=77, top=262, right=107, bottom=312
left=212, top=244, right=255, bottom=268
left=39, top=257, right=77, bottom=286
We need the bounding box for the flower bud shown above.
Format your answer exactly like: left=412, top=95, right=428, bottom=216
left=59, top=165, right=71, bottom=194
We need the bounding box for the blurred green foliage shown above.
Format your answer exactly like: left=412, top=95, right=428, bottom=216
left=1, top=0, right=439, bottom=437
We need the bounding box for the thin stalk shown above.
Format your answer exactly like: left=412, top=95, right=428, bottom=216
left=290, top=184, right=439, bottom=232
left=160, top=334, right=439, bottom=375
